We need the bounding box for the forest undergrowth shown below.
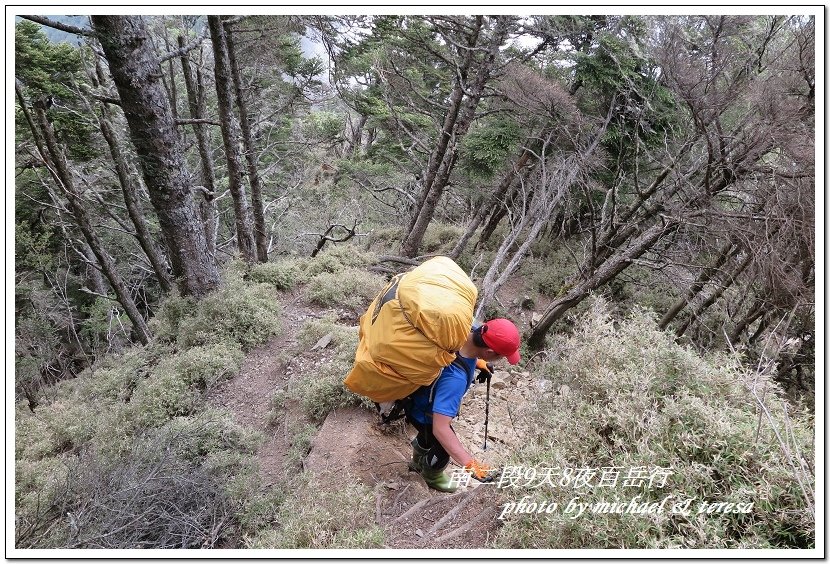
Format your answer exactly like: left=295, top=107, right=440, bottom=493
left=14, top=245, right=815, bottom=550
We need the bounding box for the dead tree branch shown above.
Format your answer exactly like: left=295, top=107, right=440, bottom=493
left=308, top=220, right=362, bottom=257
left=19, top=15, right=94, bottom=36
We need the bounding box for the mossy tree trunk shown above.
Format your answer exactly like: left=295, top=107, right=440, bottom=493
left=207, top=15, right=256, bottom=263
left=91, top=15, right=220, bottom=298
left=178, top=35, right=219, bottom=260
left=225, top=19, right=268, bottom=263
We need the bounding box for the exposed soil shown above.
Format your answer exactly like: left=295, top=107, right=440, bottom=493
left=208, top=296, right=325, bottom=487
left=305, top=405, right=508, bottom=549
left=208, top=276, right=554, bottom=549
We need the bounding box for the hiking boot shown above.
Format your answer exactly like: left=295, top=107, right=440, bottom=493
left=408, top=438, right=427, bottom=472
left=420, top=464, right=458, bottom=493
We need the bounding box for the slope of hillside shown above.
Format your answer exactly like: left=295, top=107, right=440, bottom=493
left=13, top=247, right=815, bottom=552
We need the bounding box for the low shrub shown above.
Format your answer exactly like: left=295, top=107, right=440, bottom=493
left=156, top=342, right=244, bottom=392
left=291, top=352, right=368, bottom=423
left=33, top=431, right=233, bottom=548
left=283, top=420, right=318, bottom=471
left=15, top=262, right=290, bottom=549
left=175, top=272, right=282, bottom=351
left=15, top=455, right=71, bottom=548
left=78, top=296, right=133, bottom=353
left=244, top=472, right=384, bottom=548
left=15, top=393, right=130, bottom=461
left=266, top=389, right=290, bottom=429
left=147, top=262, right=283, bottom=353
left=78, top=348, right=151, bottom=403
left=148, top=292, right=197, bottom=345
left=229, top=473, right=288, bottom=538
left=248, top=259, right=308, bottom=291
left=365, top=226, right=403, bottom=253
left=525, top=253, right=578, bottom=298
left=16, top=410, right=260, bottom=549
left=302, top=244, right=377, bottom=277
left=129, top=369, right=203, bottom=429
left=296, top=314, right=360, bottom=352
left=306, top=268, right=386, bottom=310
left=286, top=319, right=369, bottom=422
left=494, top=298, right=814, bottom=549
left=160, top=409, right=262, bottom=462
left=421, top=222, right=464, bottom=254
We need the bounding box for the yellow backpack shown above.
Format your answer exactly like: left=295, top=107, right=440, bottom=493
left=343, top=256, right=477, bottom=402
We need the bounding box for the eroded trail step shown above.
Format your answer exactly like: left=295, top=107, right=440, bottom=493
left=306, top=406, right=503, bottom=549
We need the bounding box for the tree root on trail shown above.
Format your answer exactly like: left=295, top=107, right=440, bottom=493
left=392, top=483, right=412, bottom=508
left=393, top=495, right=446, bottom=524
left=427, top=486, right=482, bottom=535
left=431, top=506, right=497, bottom=545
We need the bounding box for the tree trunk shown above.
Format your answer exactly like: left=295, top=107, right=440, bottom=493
left=524, top=107, right=763, bottom=349
left=361, top=126, right=377, bottom=155
left=346, top=113, right=368, bottom=156
left=401, top=16, right=510, bottom=257
left=91, top=15, right=220, bottom=298
left=161, top=26, right=179, bottom=122
left=727, top=298, right=767, bottom=344
left=475, top=170, right=564, bottom=319
left=33, top=103, right=151, bottom=345
left=527, top=219, right=679, bottom=349
left=402, top=75, right=465, bottom=244
left=97, top=104, right=174, bottom=294
left=658, top=241, right=736, bottom=329
left=477, top=200, right=511, bottom=249
left=80, top=240, right=108, bottom=296
left=674, top=250, right=753, bottom=338
left=475, top=112, right=610, bottom=317
left=592, top=139, right=700, bottom=267
left=747, top=312, right=774, bottom=345
left=208, top=15, right=256, bottom=262
left=226, top=20, right=268, bottom=262
left=449, top=146, right=533, bottom=259
left=403, top=17, right=476, bottom=239
left=475, top=144, right=547, bottom=250
left=178, top=35, right=218, bottom=259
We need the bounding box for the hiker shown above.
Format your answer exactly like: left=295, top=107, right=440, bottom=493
left=342, top=256, right=519, bottom=491
left=404, top=318, right=521, bottom=493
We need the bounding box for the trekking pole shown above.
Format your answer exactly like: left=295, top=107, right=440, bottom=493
left=483, top=373, right=491, bottom=451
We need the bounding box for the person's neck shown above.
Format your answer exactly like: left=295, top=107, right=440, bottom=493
left=458, top=339, right=478, bottom=359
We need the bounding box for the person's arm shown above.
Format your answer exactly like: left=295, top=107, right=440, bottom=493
left=431, top=413, right=473, bottom=467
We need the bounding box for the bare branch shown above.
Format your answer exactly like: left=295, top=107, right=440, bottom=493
left=19, top=15, right=94, bottom=36
left=158, top=27, right=208, bottom=63
left=175, top=118, right=220, bottom=127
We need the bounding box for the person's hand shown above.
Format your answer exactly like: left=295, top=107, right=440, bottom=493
left=475, top=359, right=494, bottom=383
left=464, top=459, right=494, bottom=482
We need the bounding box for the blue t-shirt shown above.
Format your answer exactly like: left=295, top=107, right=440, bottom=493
left=406, top=355, right=477, bottom=425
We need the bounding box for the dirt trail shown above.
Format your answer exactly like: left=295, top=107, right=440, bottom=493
left=208, top=298, right=323, bottom=485
left=209, top=287, right=549, bottom=549
left=305, top=405, right=504, bottom=548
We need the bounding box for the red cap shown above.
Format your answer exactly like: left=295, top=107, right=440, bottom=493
left=481, top=319, right=521, bottom=365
